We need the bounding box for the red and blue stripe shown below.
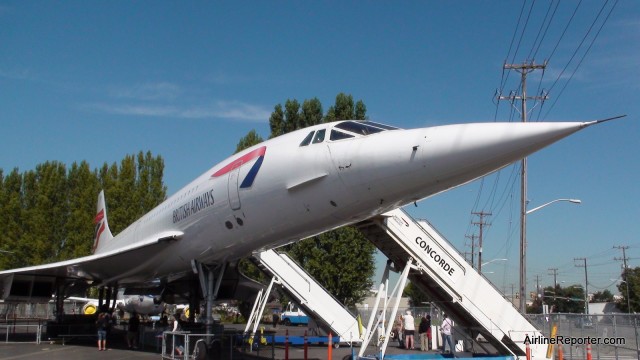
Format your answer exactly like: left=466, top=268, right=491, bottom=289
left=212, top=146, right=266, bottom=188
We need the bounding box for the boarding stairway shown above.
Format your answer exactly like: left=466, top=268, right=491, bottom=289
left=246, top=249, right=361, bottom=344
left=356, top=208, right=549, bottom=359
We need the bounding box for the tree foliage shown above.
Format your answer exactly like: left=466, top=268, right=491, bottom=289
left=591, top=289, right=614, bottom=303
left=528, top=284, right=587, bottom=314
left=235, top=130, right=264, bottom=154
left=0, top=151, right=167, bottom=270
left=236, top=93, right=374, bottom=307
left=404, top=281, right=431, bottom=307
left=618, top=267, right=640, bottom=313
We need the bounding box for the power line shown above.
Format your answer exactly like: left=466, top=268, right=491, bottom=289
left=542, top=0, right=620, bottom=119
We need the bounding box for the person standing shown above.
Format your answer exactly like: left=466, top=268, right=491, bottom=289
left=394, top=314, right=404, bottom=348
left=402, top=310, right=415, bottom=350
left=127, top=312, right=140, bottom=349
left=418, top=315, right=430, bottom=351
left=441, top=313, right=455, bottom=354
left=96, top=309, right=110, bottom=351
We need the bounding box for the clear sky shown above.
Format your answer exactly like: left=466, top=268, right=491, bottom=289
left=1, top=1, right=638, bottom=298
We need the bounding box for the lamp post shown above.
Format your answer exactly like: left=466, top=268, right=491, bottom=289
left=519, top=198, right=581, bottom=314
left=481, top=258, right=508, bottom=267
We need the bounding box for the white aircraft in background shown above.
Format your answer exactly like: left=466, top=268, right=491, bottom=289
left=0, top=118, right=621, bottom=327
left=71, top=294, right=165, bottom=316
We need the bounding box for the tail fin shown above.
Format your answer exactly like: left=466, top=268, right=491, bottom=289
left=92, top=190, right=114, bottom=254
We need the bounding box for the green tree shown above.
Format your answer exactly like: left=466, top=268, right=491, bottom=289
left=268, top=104, right=285, bottom=139
left=283, top=227, right=373, bottom=307
left=284, top=99, right=301, bottom=133
left=0, top=152, right=166, bottom=270
left=0, top=169, right=24, bottom=269
left=235, top=130, right=264, bottom=154
left=136, top=151, right=167, bottom=218
left=300, top=98, right=324, bottom=127
left=591, top=289, right=614, bottom=303
left=20, top=162, right=68, bottom=264
left=618, top=267, right=640, bottom=313
left=529, top=285, right=587, bottom=313
left=404, top=281, right=431, bottom=307
left=62, top=161, right=100, bottom=260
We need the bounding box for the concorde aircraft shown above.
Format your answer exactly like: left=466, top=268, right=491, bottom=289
left=0, top=118, right=619, bottom=322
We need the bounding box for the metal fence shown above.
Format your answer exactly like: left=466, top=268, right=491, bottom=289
left=0, top=301, right=86, bottom=320
left=527, top=313, right=640, bottom=360
left=0, top=323, right=43, bottom=343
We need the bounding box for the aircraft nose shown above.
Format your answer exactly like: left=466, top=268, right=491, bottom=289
left=418, top=121, right=590, bottom=189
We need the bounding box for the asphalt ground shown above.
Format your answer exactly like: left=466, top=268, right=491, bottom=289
left=0, top=322, right=448, bottom=360
left=0, top=341, right=444, bottom=360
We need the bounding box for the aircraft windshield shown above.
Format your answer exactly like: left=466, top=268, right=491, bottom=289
left=334, top=121, right=398, bottom=136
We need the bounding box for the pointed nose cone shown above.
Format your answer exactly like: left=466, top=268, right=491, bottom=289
left=421, top=121, right=591, bottom=192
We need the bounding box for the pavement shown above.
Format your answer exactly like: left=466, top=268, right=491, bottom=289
left=0, top=341, right=445, bottom=360
left=0, top=322, right=450, bottom=360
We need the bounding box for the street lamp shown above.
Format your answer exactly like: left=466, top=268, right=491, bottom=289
left=519, top=198, right=582, bottom=314
left=481, top=258, right=508, bottom=267
left=525, top=199, right=582, bottom=215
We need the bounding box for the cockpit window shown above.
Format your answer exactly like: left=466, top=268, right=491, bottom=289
left=335, top=121, right=386, bottom=135
left=366, top=121, right=399, bottom=130
left=330, top=130, right=355, bottom=141
left=312, top=129, right=326, bottom=144
left=300, top=131, right=314, bottom=146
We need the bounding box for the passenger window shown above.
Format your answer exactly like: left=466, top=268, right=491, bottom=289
left=312, top=129, right=326, bottom=144
left=300, top=131, right=314, bottom=146
left=330, top=130, right=355, bottom=141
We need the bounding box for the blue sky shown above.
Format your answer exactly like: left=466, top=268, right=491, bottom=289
left=1, top=1, right=638, bottom=297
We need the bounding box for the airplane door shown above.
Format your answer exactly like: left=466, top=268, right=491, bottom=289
left=228, top=164, right=241, bottom=210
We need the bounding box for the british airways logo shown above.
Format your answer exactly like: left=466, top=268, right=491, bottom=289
left=92, top=209, right=106, bottom=252
left=212, top=146, right=266, bottom=188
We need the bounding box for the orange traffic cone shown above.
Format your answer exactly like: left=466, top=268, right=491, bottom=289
left=557, top=344, right=563, bottom=360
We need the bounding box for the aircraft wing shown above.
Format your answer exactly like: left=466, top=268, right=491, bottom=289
left=0, top=230, right=183, bottom=302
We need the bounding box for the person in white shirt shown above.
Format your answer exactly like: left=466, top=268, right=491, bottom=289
left=441, top=313, right=455, bottom=354
left=402, top=309, right=415, bottom=349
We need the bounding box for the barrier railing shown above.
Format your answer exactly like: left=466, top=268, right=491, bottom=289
left=0, top=324, right=43, bottom=344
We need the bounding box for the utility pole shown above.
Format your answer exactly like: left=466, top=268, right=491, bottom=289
left=465, top=234, right=478, bottom=269
left=574, top=257, right=589, bottom=314
left=498, top=60, right=548, bottom=314
left=472, top=211, right=491, bottom=274
left=548, top=268, right=558, bottom=301
left=614, top=245, right=632, bottom=313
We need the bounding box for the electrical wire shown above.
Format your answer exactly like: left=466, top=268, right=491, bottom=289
left=542, top=0, right=620, bottom=119
left=526, top=0, right=557, bottom=62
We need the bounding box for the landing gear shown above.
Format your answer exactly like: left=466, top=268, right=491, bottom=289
left=192, top=260, right=227, bottom=359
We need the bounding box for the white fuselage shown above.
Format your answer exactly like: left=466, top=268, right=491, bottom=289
left=95, top=120, right=593, bottom=286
